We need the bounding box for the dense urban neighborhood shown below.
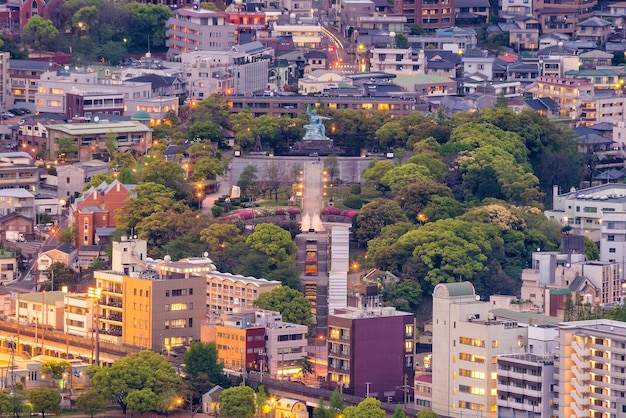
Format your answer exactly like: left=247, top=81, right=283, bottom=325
left=0, top=0, right=625, bottom=416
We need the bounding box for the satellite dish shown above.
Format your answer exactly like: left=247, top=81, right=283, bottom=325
left=203, top=252, right=209, bottom=258
left=565, top=263, right=571, bottom=268
left=93, top=116, right=100, bottom=123
left=475, top=295, right=480, bottom=301
left=64, top=65, right=69, bottom=72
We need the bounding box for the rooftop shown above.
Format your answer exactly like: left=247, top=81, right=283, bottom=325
left=19, top=291, right=67, bottom=304
left=330, top=306, right=412, bottom=319
left=47, top=121, right=151, bottom=136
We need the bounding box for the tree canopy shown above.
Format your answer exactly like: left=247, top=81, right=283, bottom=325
left=253, top=287, right=313, bottom=328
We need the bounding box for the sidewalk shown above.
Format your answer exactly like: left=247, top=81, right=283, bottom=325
left=64, top=407, right=213, bottom=417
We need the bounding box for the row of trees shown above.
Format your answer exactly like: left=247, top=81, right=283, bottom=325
left=19, top=1, right=173, bottom=64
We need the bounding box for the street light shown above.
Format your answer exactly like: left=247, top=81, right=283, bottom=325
left=88, top=287, right=102, bottom=365
left=315, top=334, right=325, bottom=379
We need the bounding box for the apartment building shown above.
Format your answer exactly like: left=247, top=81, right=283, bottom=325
left=0, top=53, right=10, bottom=110
left=496, top=353, right=558, bottom=418
left=532, top=0, right=597, bottom=36
left=575, top=17, right=612, bottom=47
left=393, top=0, right=455, bottom=29
left=181, top=47, right=270, bottom=99
left=369, top=47, right=422, bottom=74
left=94, top=239, right=210, bottom=350
left=432, top=282, right=528, bottom=418
left=165, top=9, right=237, bottom=60
left=327, top=306, right=415, bottom=400
left=527, top=76, right=593, bottom=120
left=56, top=160, right=109, bottom=200
left=546, top=183, right=626, bottom=239
left=8, top=60, right=51, bottom=105
left=15, top=291, right=65, bottom=331
left=270, top=23, right=323, bottom=49
left=0, top=152, right=38, bottom=194
left=558, top=319, right=626, bottom=417
left=206, top=272, right=281, bottom=314
left=600, top=211, right=626, bottom=265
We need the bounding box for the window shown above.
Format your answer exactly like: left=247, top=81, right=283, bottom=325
left=165, top=290, right=170, bottom=297
left=608, top=235, right=615, bottom=241
left=610, top=248, right=616, bottom=253
left=172, top=289, right=187, bottom=296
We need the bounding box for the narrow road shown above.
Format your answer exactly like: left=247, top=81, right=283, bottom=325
left=301, top=160, right=323, bottom=231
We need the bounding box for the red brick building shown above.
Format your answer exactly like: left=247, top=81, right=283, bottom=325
left=69, top=180, right=133, bottom=248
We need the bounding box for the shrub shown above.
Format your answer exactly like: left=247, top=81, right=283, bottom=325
left=343, top=194, right=363, bottom=209
left=211, top=205, right=224, bottom=217
left=348, top=184, right=361, bottom=195
left=323, top=207, right=341, bottom=216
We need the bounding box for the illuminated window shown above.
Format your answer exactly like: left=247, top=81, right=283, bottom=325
left=405, top=324, right=414, bottom=337
left=330, top=328, right=340, bottom=339
left=492, top=340, right=499, bottom=348
left=361, top=103, right=373, bottom=109
left=460, top=337, right=485, bottom=347
left=405, top=340, right=414, bottom=352
left=377, top=103, right=389, bottom=111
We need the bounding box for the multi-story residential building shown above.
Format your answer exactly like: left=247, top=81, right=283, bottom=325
left=496, top=353, right=558, bottom=418
left=527, top=76, right=593, bottom=120
left=565, top=68, right=621, bottom=90
left=0, top=188, right=34, bottom=218
left=206, top=272, right=281, bottom=314
left=394, top=0, right=455, bottom=28
left=265, top=319, right=309, bottom=379
left=520, top=249, right=623, bottom=314
left=408, top=27, right=477, bottom=51
left=270, top=23, right=323, bottom=49
left=338, top=0, right=374, bottom=35
left=558, top=319, right=626, bottom=417
left=181, top=46, right=271, bottom=100
left=69, top=180, right=133, bottom=248
left=0, top=212, right=34, bottom=242
left=0, top=152, right=38, bottom=194
left=601, top=1, right=626, bottom=27
left=64, top=292, right=96, bottom=338
left=507, top=17, right=541, bottom=51
left=326, top=306, right=415, bottom=399
left=432, top=282, right=529, bottom=418
left=0, top=248, right=17, bottom=283
left=56, top=160, right=110, bottom=200
left=0, top=53, right=10, bottom=110
left=369, top=47, right=421, bottom=74
left=414, top=374, right=433, bottom=410
left=165, top=9, right=237, bottom=60
left=537, top=48, right=579, bottom=77
left=45, top=120, right=152, bottom=162
left=227, top=94, right=419, bottom=118
left=9, top=60, right=51, bottom=105
left=532, top=0, right=597, bottom=36
left=357, top=14, right=407, bottom=33
left=600, top=211, right=626, bottom=265
left=579, top=50, right=613, bottom=70
left=283, top=0, right=313, bottom=15
left=500, top=0, right=532, bottom=16
left=94, top=239, right=210, bottom=350
left=16, top=291, right=66, bottom=331
left=575, top=16, right=612, bottom=47
left=546, top=184, right=626, bottom=239
left=455, top=0, right=489, bottom=23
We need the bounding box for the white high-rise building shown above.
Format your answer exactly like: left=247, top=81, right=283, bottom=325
left=432, top=282, right=527, bottom=417
left=559, top=319, right=626, bottom=417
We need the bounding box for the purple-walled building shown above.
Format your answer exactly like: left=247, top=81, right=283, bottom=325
left=327, top=306, right=415, bottom=401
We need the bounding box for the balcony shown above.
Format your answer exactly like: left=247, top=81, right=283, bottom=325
left=571, top=366, right=590, bottom=383
left=571, top=390, right=590, bottom=406
left=571, top=377, right=588, bottom=394
left=572, top=353, right=590, bottom=370
left=570, top=402, right=590, bottom=417
left=572, top=341, right=590, bottom=358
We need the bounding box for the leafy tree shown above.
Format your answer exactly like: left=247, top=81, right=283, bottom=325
left=417, top=411, right=438, bottom=418
left=376, top=121, right=406, bottom=148
left=188, top=120, right=224, bottom=143
left=110, top=151, right=137, bottom=170
left=191, top=95, right=231, bottom=128
left=343, top=398, right=385, bottom=418
left=124, top=3, right=173, bottom=51
left=58, top=137, right=80, bottom=160
left=296, top=356, right=314, bottom=380
left=585, top=237, right=599, bottom=261
left=141, top=154, right=185, bottom=191
left=257, top=114, right=281, bottom=148
left=191, top=157, right=224, bottom=181
left=126, top=388, right=158, bottom=415
left=246, top=223, right=297, bottom=269
left=328, top=389, right=345, bottom=416
left=255, top=385, right=269, bottom=417
left=314, top=398, right=332, bottom=418
left=231, top=109, right=258, bottom=149
left=76, top=389, right=107, bottom=418
left=323, top=155, right=340, bottom=183
left=59, top=225, right=77, bottom=245
left=238, top=164, right=259, bottom=199
left=0, top=392, right=11, bottom=417
left=395, top=33, right=409, bottom=48
left=392, top=405, right=407, bottom=418
left=88, top=257, right=107, bottom=271
left=410, top=24, right=427, bottom=35
left=22, top=16, right=59, bottom=51
left=362, top=160, right=394, bottom=195
left=115, top=182, right=180, bottom=233
left=43, top=262, right=75, bottom=291
left=89, top=350, right=184, bottom=414
left=0, top=35, right=29, bottom=59
left=40, top=360, right=71, bottom=387
left=355, top=198, right=408, bottom=247
left=183, top=341, right=226, bottom=403
left=8, top=384, right=29, bottom=418
left=253, top=287, right=312, bottom=328
left=83, top=174, right=115, bottom=191
left=219, top=386, right=256, bottom=418
left=495, top=92, right=508, bottom=108
left=29, top=388, right=61, bottom=418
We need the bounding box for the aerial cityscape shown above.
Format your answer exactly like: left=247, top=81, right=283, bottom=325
left=0, top=0, right=624, bottom=416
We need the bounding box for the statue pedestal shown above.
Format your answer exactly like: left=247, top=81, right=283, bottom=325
left=287, top=137, right=344, bottom=156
